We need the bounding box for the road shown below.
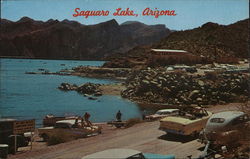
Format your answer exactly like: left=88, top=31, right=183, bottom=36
left=10, top=121, right=204, bottom=159
left=9, top=103, right=241, bottom=159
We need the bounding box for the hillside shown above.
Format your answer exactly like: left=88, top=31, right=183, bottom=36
left=0, top=17, right=171, bottom=60
left=156, top=19, right=249, bottom=59
left=104, top=19, right=248, bottom=67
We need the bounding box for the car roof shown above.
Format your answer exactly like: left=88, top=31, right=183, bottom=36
left=160, top=111, right=212, bottom=125
left=161, top=116, right=205, bottom=125
left=143, top=153, right=175, bottom=159
left=210, top=111, right=245, bottom=120
left=81, top=148, right=141, bottom=159
left=156, top=109, right=179, bottom=113
left=56, top=119, right=76, bottom=125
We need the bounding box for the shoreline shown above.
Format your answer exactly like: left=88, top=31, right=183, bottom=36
left=99, top=83, right=126, bottom=96
left=0, top=56, right=107, bottom=61
left=26, top=64, right=249, bottom=108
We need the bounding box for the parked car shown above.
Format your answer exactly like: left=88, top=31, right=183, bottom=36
left=197, top=111, right=250, bottom=158
left=199, top=111, right=250, bottom=143
left=38, top=119, right=102, bottom=141
left=159, top=108, right=212, bottom=136
left=43, top=114, right=78, bottom=127
left=145, top=109, right=179, bottom=121
left=81, top=148, right=175, bottom=159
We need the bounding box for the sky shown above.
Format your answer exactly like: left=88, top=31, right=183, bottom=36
left=1, top=0, right=249, bottom=30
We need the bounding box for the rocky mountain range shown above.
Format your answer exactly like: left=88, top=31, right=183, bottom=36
left=0, top=17, right=171, bottom=60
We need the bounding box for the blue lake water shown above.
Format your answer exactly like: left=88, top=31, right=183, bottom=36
left=0, top=58, right=142, bottom=127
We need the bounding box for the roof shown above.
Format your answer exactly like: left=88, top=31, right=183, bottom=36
left=156, top=109, right=179, bottom=113
left=81, top=149, right=141, bottom=159
left=0, top=118, right=16, bottom=122
left=151, top=49, right=188, bottom=53
left=210, top=111, right=244, bottom=121
left=173, top=65, right=191, bottom=69
left=56, top=119, right=76, bottom=125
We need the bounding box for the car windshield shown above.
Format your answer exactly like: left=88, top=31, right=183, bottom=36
left=156, top=111, right=162, bottom=115
left=127, top=153, right=145, bottom=159
left=232, top=115, right=249, bottom=125
left=210, top=118, right=225, bottom=123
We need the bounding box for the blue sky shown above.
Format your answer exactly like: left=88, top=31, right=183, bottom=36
left=1, top=0, right=249, bottom=30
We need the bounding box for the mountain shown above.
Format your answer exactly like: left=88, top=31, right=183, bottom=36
left=0, top=17, right=171, bottom=60
left=155, top=19, right=249, bottom=59
left=103, top=19, right=248, bottom=67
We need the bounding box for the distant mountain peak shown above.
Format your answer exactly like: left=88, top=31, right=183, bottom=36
left=61, top=19, right=81, bottom=26
left=201, top=22, right=220, bottom=29
left=0, top=19, right=13, bottom=24
left=18, top=16, right=34, bottom=22
left=121, top=21, right=145, bottom=25
left=93, top=19, right=120, bottom=29
left=101, top=19, right=119, bottom=25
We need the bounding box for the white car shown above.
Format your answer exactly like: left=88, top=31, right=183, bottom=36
left=145, top=109, right=179, bottom=121
left=38, top=119, right=102, bottom=141
left=81, top=148, right=175, bottom=159
left=198, top=111, right=250, bottom=158
left=199, top=111, right=249, bottom=142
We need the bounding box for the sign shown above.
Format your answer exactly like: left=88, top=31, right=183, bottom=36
left=13, top=120, right=35, bottom=135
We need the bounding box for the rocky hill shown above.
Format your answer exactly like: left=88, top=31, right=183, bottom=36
left=122, top=69, right=249, bottom=105
left=104, top=19, right=248, bottom=67
left=155, top=19, right=249, bottom=59
left=0, top=17, right=171, bottom=60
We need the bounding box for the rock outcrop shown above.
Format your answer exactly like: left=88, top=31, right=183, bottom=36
left=58, top=83, right=78, bottom=91
left=121, top=68, right=249, bottom=105
left=72, top=66, right=132, bottom=79
left=58, top=82, right=102, bottom=97
left=77, top=83, right=102, bottom=96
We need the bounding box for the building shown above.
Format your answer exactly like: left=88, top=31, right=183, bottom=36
left=148, top=49, right=201, bottom=66
left=150, top=49, right=191, bottom=57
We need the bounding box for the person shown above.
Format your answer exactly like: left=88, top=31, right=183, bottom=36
left=72, top=118, right=79, bottom=128
left=142, top=110, right=146, bottom=120
left=116, top=110, right=122, bottom=122
left=193, top=106, right=204, bottom=118
left=81, top=117, right=85, bottom=127
left=83, top=112, right=92, bottom=127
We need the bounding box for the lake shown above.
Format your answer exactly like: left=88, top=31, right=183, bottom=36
left=0, top=58, right=142, bottom=127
